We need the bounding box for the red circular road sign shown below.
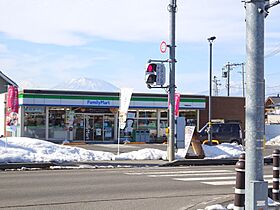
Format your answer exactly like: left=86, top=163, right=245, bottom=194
left=160, top=41, right=167, bottom=53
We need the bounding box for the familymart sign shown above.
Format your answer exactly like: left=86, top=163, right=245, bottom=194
left=18, top=93, right=206, bottom=109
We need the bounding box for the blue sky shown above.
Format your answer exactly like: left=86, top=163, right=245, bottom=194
left=0, top=0, right=279, bottom=96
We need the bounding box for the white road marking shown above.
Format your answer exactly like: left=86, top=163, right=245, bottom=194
left=173, top=175, right=273, bottom=182
left=125, top=168, right=274, bottom=186
left=202, top=180, right=273, bottom=186
left=125, top=170, right=232, bottom=175
left=148, top=172, right=236, bottom=177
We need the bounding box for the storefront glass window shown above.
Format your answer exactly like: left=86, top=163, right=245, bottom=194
left=179, top=110, right=197, bottom=126
left=104, top=115, right=114, bottom=140
left=24, top=106, right=46, bottom=139
left=160, top=111, right=168, bottom=118
left=139, top=110, right=157, bottom=118
left=73, top=114, right=85, bottom=141
left=49, top=108, right=66, bottom=140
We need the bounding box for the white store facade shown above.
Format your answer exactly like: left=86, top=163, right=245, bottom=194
left=1, top=89, right=206, bottom=143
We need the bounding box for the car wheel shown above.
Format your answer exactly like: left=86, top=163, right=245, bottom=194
left=231, top=139, right=240, bottom=145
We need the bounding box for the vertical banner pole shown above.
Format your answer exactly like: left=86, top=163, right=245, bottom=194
left=118, top=88, right=133, bottom=156
left=117, top=120, right=121, bottom=155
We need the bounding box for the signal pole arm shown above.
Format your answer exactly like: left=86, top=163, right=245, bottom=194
left=265, top=0, right=280, bottom=10
left=264, top=0, right=280, bottom=16
left=147, top=59, right=169, bottom=63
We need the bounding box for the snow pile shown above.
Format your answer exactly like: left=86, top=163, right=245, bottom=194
left=0, top=137, right=113, bottom=163
left=268, top=197, right=280, bottom=207
left=266, top=135, right=280, bottom=145
left=52, top=77, right=119, bottom=92
left=204, top=204, right=227, bottom=210
left=114, top=148, right=167, bottom=160
left=0, top=137, right=245, bottom=163
left=203, top=198, right=280, bottom=209
left=202, top=143, right=244, bottom=159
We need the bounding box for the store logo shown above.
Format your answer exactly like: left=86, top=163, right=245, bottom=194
left=86, top=100, right=110, bottom=106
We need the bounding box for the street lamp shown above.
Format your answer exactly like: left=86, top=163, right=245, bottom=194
left=207, top=36, right=216, bottom=146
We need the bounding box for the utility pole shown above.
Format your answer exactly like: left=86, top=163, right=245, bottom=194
left=226, top=62, right=230, bottom=96
left=222, top=62, right=245, bottom=96
left=167, top=0, right=177, bottom=161
left=245, top=0, right=266, bottom=208
left=213, top=76, right=221, bottom=96
left=244, top=0, right=280, bottom=209
left=239, top=63, right=246, bottom=97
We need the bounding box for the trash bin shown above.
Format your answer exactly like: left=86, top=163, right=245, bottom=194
left=142, top=130, right=150, bottom=143
left=135, top=130, right=141, bottom=142
left=134, top=130, right=150, bottom=142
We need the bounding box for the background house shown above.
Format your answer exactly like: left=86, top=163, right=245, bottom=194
left=265, top=95, right=280, bottom=123
left=0, top=71, right=18, bottom=93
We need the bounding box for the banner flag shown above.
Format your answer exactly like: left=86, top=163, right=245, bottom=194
left=168, top=92, right=181, bottom=117
left=175, top=93, right=181, bottom=117
left=7, top=85, right=19, bottom=113
left=6, top=85, right=19, bottom=132
left=119, top=88, right=133, bottom=129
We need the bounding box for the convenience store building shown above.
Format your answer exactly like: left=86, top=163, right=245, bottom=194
left=10, top=89, right=207, bottom=143
left=1, top=87, right=245, bottom=143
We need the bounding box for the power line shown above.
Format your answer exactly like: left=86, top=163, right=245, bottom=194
left=265, top=42, right=280, bottom=58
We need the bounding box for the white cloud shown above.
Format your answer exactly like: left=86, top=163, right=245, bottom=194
left=0, top=0, right=255, bottom=46
left=0, top=50, right=111, bottom=88
left=0, top=0, right=279, bottom=94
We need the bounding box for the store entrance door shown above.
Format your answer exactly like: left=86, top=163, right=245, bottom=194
left=74, top=114, right=114, bottom=142
left=85, top=115, right=94, bottom=142
left=84, top=114, right=104, bottom=141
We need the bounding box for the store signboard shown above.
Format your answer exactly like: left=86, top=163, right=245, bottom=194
left=185, top=126, right=195, bottom=150
left=86, top=100, right=110, bottom=106
left=19, top=93, right=206, bottom=109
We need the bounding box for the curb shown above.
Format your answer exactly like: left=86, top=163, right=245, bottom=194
left=161, top=159, right=238, bottom=167
left=0, top=162, right=56, bottom=170
left=161, top=157, right=273, bottom=167
left=126, top=142, right=146, bottom=144
left=0, top=157, right=272, bottom=170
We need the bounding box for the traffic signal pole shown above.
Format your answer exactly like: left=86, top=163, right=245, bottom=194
left=244, top=1, right=280, bottom=208
left=167, top=0, right=177, bottom=162
left=245, top=0, right=266, bottom=209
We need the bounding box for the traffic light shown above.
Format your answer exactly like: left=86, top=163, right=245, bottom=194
left=145, top=63, right=157, bottom=86
left=145, top=63, right=166, bottom=87
left=222, top=67, right=228, bottom=78
left=222, top=71, right=228, bottom=78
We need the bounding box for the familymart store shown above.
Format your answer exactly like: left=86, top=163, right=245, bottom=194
left=16, top=89, right=206, bottom=143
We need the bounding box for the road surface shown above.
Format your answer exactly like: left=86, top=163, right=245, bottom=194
left=0, top=164, right=274, bottom=210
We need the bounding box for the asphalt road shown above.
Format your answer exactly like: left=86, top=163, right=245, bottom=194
left=0, top=165, right=275, bottom=210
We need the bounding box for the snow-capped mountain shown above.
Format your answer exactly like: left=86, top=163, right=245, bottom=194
left=52, top=77, right=120, bottom=92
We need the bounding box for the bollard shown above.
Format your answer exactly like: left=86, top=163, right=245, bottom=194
left=273, top=149, right=280, bottom=201
left=234, top=153, right=245, bottom=210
